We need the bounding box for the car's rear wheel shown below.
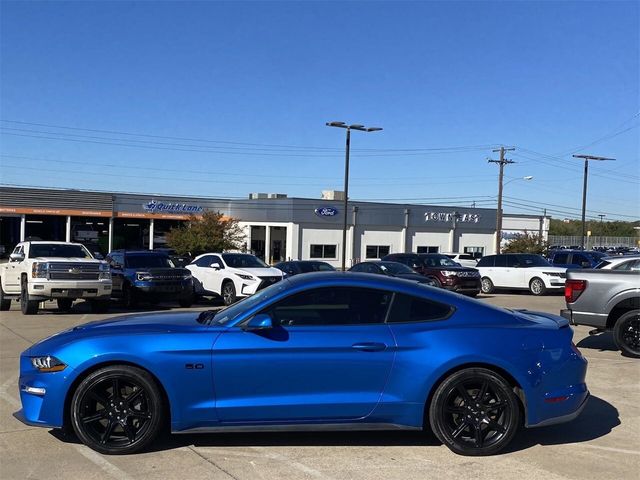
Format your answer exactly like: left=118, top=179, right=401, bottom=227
left=529, top=277, right=546, bottom=296
left=20, top=278, right=39, bottom=315
left=429, top=368, right=520, bottom=456
left=221, top=281, right=236, bottom=306
left=57, top=298, right=73, bottom=311
left=480, top=277, right=494, bottom=294
left=70, top=365, right=164, bottom=455
left=613, top=310, right=640, bottom=358
left=0, top=281, right=11, bottom=311
left=178, top=294, right=194, bottom=308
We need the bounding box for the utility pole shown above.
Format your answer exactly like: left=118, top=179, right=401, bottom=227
left=572, top=154, right=615, bottom=250
left=598, top=214, right=606, bottom=247
left=488, top=146, right=515, bottom=254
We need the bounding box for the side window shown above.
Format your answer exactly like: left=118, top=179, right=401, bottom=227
left=506, top=255, right=520, bottom=268
left=110, top=253, right=124, bottom=268
left=387, top=293, right=453, bottom=323
left=350, top=263, right=365, bottom=272
left=263, top=287, right=393, bottom=326
left=211, top=255, right=224, bottom=268
left=553, top=253, right=569, bottom=264
left=476, top=256, right=494, bottom=267
left=613, top=259, right=640, bottom=271
left=573, top=254, right=589, bottom=266
left=494, top=255, right=507, bottom=267
left=195, top=255, right=213, bottom=267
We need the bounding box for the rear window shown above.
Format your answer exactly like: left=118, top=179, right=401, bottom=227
left=387, top=293, right=453, bottom=323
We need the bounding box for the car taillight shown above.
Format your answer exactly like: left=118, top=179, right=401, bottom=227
left=565, top=279, right=587, bottom=303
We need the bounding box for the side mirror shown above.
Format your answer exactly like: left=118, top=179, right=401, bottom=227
left=242, top=314, right=273, bottom=331
left=210, top=263, right=221, bottom=270
left=9, top=252, right=24, bottom=262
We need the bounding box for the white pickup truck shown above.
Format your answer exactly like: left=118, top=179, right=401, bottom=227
left=0, top=241, right=112, bottom=315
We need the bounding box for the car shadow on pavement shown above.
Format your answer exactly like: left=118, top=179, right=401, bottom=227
left=506, top=395, right=620, bottom=452
left=576, top=331, right=619, bottom=352
left=48, top=396, right=618, bottom=454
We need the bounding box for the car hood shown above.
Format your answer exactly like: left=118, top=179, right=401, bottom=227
left=30, top=257, right=104, bottom=263
left=234, top=267, right=284, bottom=277
left=26, top=311, right=214, bottom=355
left=427, top=266, right=478, bottom=272
left=394, top=272, right=433, bottom=282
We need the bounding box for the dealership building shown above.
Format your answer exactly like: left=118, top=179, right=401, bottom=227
left=0, top=186, right=549, bottom=266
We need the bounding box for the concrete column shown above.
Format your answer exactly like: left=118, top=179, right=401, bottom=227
left=65, top=216, right=72, bottom=242
left=350, top=206, right=358, bottom=265
left=245, top=224, right=252, bottom=254
left=285, top=223, right=295, bottom=260
left=149, top=218, right=154, bottom=250
left=401, top=208, right=409, bottom=253
left=108, top=218, right=114, bottom=253
left=448, top=229, right=455, bottom=252
left=264, top=225, right=271, bottom=264
left=20, top=214, right=26, bottom=241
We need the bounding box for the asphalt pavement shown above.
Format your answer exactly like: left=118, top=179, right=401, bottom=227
left=0, top=293, right=638, bottom=480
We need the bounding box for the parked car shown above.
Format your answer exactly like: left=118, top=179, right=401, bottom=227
left=382, top=253, right=480, bottom=296
left=561, top=269, right=639, bottom=357
left=0, top=241, right=111, bottom=314
left=476, top=254, right=566, bottom=296
left=187, top=252, right=284, bottom=305
left=15, top=272, right=588, bottom=456
left=441, top=252, right=479, bottom=268
left=595, top=255, right=640, bottom=271
left=274, top=260, right=335, bottom=276
left=349, top=261, right=437, bottom=286
left=106, top=250, right=194, bottom=308
left=548, top=249, right=606, bottom=269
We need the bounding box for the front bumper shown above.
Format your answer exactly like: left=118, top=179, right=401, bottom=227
left=28, top=279, right=112, bottom=300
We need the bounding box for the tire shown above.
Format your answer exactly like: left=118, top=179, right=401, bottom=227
left=529, top=277, right=547, bottom=296
left=122, top=284, right=138, bottom=308
left=70, top=365, right=164, bottom=455
left=428, top=367, right=520, bottom=456
left=466, top=291, right=480, bottom=298
left=429, top=277, right=443, bottom=289
left=90, top=299, right=110, bottom=314
left=613, top=310, right=640, bottom=358
left=0, top=281, right=11, bottom=311
left=57, top=298, right=73, bottom=312
left=480, top=277, right=494, bottom=294
left=178, top=295, right=193, bottom=308
left=221, top=281, right=236, bottom=306
left=20, top=278, right=39, bottom=315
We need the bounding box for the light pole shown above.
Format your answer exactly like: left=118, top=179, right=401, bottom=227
left=572, top=154, right=615, bottom=250
left=326, top=122, right=383, bottom=270
left=494, top=175, right=533, bottom=254
left=598, top=214, right=606, bottom=247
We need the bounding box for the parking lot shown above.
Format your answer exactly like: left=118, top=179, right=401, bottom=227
left=0, top=294, right=638, bottom=480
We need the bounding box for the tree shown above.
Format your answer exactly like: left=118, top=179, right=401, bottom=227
left=166, top=211, right=245, bottom=256
left=502, top=231, right=548, bottom=254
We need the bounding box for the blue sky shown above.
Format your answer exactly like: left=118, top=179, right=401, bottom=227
left=1, top=1, right=638, bottom=221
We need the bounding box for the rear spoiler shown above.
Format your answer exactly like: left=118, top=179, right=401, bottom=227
left=513, top=309, right=570, bottom=329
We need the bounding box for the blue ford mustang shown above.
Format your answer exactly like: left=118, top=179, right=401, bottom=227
left=16, top=272, right=588, bottom=456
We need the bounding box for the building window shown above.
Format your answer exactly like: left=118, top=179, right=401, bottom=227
left=310, top=244, right=337, bottom=259
left=416, top=246, right=439, bottom=253
left=365, top=245, right=390, bottom=259
left=464, top=246, right=484, bottom=258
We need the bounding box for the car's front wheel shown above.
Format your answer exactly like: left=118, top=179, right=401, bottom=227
left=529, top=277, right=546, bottom=296
left=20, top=278, right=39, bottom=315
left=428, top=368, right=520, bottom=456
left=614, top=310, right=640, bottom=358
left=70, top=365, right=164, bottom=455
left=221, top=281, right=236, bottom=306
left=480, top=277, right=494, bottom=294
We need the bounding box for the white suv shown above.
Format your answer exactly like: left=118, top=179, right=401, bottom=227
left=442, top=252, right=479, bottom=268
left=186, top=253, right=284, bottom=305
left=475, top=253, right=566, bottom=296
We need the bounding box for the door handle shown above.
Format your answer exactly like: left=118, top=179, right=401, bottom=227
left=352, top=342, right=387, bottom=352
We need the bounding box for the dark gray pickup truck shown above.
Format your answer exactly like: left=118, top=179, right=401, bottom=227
left=561, top=269, right=640, bottom=357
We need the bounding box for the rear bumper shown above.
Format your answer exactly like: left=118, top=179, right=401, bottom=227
left=560, top=309, right=607, bottom=329
left=527, top=391, right=589, bottom=428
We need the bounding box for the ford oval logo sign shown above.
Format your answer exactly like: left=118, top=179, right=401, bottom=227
left=315, top=207, right=338, bottom=217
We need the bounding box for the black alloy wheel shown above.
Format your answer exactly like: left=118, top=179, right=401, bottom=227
left=20, top=278, right=39, bottom=315
left=429, top=368, right=520, bottom=456
left=70, top=365, right=163, bottom=455
left=57, top=298, right=73, bottom=312
left=614, top=310, right=640, bottom=358
left=221, top=281, right=236, bottom=306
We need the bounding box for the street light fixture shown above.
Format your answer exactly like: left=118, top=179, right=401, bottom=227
left=326, top=122, right=383, bottom=270
left=572, top=154, right=615, bottom=250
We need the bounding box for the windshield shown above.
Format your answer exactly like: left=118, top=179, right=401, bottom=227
left=222, top=253, right=269, bottom=268
left=29, top=243, right=92, bottom=259
left=518, top=254, right=552, bottom=267
left=211, top=280, right=288, bottom=325
left=422, top=255, right=459, bottom=267
left=298, top=262, right=335, bottom=273
left=126, top=254, right=173, bottom=269
left=379, top=262, right=415, bottom=274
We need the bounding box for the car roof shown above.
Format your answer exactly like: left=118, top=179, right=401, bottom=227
left=111, top=250, right=167, bottom=255
left=25, top=241, right=83, bottom=246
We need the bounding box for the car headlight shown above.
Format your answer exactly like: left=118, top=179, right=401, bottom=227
left=137, top=272, right=153, bottom=281
left=236, top=273, right=254, bottom=280
left=99, top=262, right=111, bottom=280
left=441, top=270, right=458, bottom=277
left=32, top=262, right=49, bottom=278
left=31, top=356, right=67, bottom=372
